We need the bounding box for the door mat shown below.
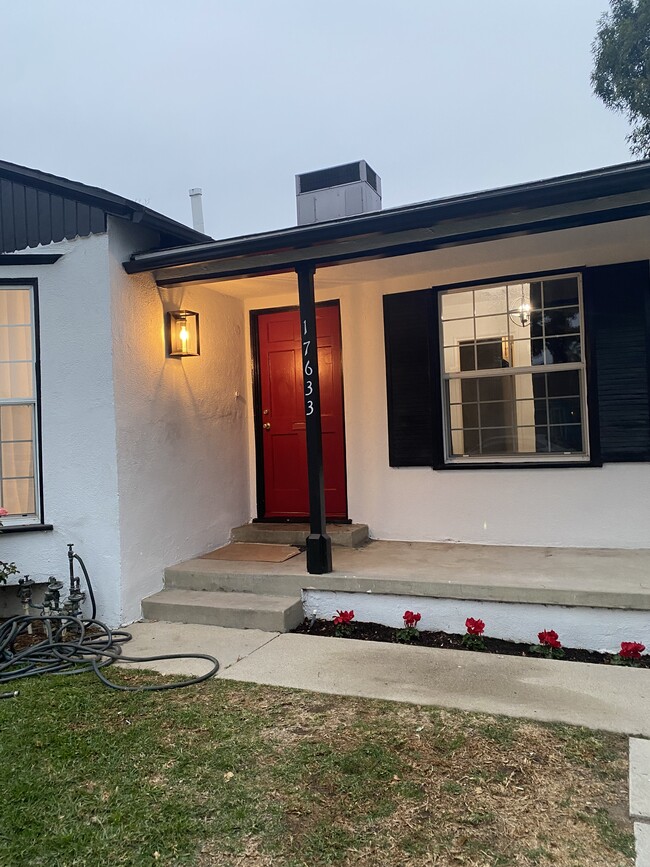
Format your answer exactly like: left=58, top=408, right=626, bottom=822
left=200, top=542, right=302, bottom=563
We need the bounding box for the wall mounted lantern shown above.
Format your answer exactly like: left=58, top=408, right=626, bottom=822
left=166, top=310, right=200, bottom=357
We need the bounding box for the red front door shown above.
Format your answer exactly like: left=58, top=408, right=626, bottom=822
left=257, top=303, right=347, bottom=518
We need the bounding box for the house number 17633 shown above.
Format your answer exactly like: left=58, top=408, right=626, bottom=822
left=303, top=319, right=314, bottom=415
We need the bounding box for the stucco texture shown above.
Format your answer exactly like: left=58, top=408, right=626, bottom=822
left=108, top=218, right=249, bottom=624
left=1, top=234, right=122, bottom=625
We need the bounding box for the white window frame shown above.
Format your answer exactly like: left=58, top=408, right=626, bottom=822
left=0, top=281, right=41, bottom=525
left=438, top=272, right=590, bottom=465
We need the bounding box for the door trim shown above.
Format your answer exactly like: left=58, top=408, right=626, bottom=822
left=250, top=299, right=349, bottom=521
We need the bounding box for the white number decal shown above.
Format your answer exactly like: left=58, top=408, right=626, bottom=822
left=306, top=400, right=314, bottom=416
left=304, top=361, right=313, bottom=376
left=303, top=319, right=307, bottom=335
left=305, top=380, right=313, bottom=396
left=303, top=340, right=310, bottom=356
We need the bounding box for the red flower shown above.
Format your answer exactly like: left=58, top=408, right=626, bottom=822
left=465, top=618, right=485, bottom=636
left=619, top=641, right=646, bottom=660
left=333, top=609, right=354, bottom=625
left=403, top=610, right=421, bottom=629
left=538, top=629, right=562, bottom=649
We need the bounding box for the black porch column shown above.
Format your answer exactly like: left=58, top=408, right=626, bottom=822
left=296, top=265, right=333, bottom=574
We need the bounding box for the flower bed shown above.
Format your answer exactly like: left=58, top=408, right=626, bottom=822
left=294, top=616, right=650, bottom=668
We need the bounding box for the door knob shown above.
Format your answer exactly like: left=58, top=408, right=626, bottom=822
left=263, top=422, right=271, bottom=430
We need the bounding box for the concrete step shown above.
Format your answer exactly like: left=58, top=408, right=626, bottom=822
left=141, top=588, right=303, bottom=633
left=231, top=522, right=369, bottom=548
left=165, top=561, right=306, bottom=597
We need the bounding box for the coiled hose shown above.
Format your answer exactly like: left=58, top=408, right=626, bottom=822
left=0, top=614, right=220, bottom=693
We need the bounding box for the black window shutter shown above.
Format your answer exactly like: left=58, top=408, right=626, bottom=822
left=383, top=289, right=442, bottom=467
left=584, top=261, right=650, bottom=461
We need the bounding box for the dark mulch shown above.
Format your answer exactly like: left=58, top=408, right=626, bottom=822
left=294, top=618, right=650, bottom=667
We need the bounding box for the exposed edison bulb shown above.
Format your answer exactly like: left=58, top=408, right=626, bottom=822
left=179, top=322, right=189, bottom=348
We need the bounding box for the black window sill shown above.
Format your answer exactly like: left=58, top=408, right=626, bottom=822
left=432, top=460, right=602, bottom=470
left=0, top=523, right=53, bottom=534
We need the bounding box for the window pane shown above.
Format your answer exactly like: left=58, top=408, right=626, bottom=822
left=476, top=341, right=509, bottom=370
left=0, top=326, right=33, bottom=362
left=461, top=403, right=479, bottom=428
left=514, top=373, right=534, bottom=399
left=0, top=289, right=31, bottom=325
left=478, top=376, right=513, bottom=402
left=543, top=277, right=579, bottom=308
left=443, top=317, right=475, bottom=347
left=1, top=441, right=34, bottom=478
left=443, top=346, right=461, bottom=373
left=458, top=342, right=476, bottom=371
left=516, top=426, right=537, bottom=453
left=461, top=379, right=478, bottom=402
left=474, top=285, right=507, bottom=316
left=549, top=424, right=583, bottom=452
left=475, top=314, right=508, bottom=341
left=480, top=427, right=516, bottom=454
left=515, top=399, right=535, bottom=426
left=0, top=404, right=33, bottom=440
left=544, top=307, right=580, bottom=336
left=548, top=397, right=581, bottom=425
left=545, top=336, right=581, bottom=364
left=441, top=290, right=473, bottom=320
left=462, top=429, right=481, bottom=455
left=0, top=362, right=33, bottom=399
left=450, top=404, right=465, bottom=429
left=507, top=283, right=532, bottom=313
left=529, top=310, right=543, bottom=338
left=2, top=477, right=35, bottom=515
left=481, top=401, right=514, bottom=428
left=451, top=429, right=466, bottom=455
left=546, top=369, right=580, bottom=397
left=448, top=379, right=462, bottom=404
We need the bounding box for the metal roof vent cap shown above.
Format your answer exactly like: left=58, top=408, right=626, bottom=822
left=295, top=160, right=382, bottom=226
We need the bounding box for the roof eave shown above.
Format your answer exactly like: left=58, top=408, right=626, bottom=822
left=124, top=158, right=650, bottom=276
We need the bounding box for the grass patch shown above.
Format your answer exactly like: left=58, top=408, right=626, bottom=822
left=0, top=672, right=635, bottom=866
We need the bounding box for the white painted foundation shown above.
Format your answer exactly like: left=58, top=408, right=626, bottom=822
left=302, top=590, right=650, bottom=654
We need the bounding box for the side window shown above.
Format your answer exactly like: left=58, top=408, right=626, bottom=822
left=0, top=283, right=39, bottom=521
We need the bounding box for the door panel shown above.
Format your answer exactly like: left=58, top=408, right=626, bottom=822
left=257, top=304, right=347, bottom=518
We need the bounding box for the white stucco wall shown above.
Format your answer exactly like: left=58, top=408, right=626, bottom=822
left=108, top=218, right=250, bottom=624
left=0, top=235, right=123, bottom=625
left=243, top=218, right=650, bottom=548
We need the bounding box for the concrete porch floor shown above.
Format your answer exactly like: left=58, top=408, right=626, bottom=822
left=167, top=539, right=650, bottom=610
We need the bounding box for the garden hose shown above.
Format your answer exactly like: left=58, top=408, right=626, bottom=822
left=0, top=614, right=220, bottom=692
left=0, top=549, right=219, bottom=693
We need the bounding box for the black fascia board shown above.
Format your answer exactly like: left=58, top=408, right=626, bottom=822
left=125, top=157, right=650, bottom=275
left=0, top=253, right=63, bottom=265
left=0, top=159, right=210, bottom=246
left=152, top=199, right=650, bottom=286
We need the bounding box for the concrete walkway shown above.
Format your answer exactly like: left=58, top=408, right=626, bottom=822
left=123, top=620, right=650, bottom=736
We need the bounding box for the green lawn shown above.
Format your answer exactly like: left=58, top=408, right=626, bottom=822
left=0, top=670, right=635, bottom=866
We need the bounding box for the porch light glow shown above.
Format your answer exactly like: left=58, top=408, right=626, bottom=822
left=166, top=310, right=200, bottom=357
left=509, top=286, right=531, bottom=328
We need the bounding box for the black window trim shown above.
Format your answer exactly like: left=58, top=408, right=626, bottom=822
left=0, top=277, right=46, bottom=524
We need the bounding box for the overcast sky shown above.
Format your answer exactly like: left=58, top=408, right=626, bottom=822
left=1, top=1, right=633, bottom=238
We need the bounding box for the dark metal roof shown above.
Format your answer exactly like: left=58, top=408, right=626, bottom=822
left=0, top=160, right=211, bottom=254
left=125, top=157, right=650, bottom=281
